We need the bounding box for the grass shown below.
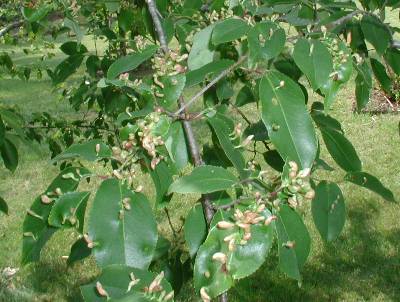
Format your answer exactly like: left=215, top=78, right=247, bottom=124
left=1, top=32, right=400, bottom=302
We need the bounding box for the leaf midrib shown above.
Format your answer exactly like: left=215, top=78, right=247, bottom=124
left=264, top=76, right=303, bottom=167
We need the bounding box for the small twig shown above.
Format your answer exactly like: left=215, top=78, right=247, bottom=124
left=162, top=109, right=205, bottom=121
left=220, top=293, right=228, bottom=302
left=383, top=95, right=395, bottom=110
left=146, top=0, right=168, bottom=53
left=229, top=101, right=252, bottom=125
left=24, top=124, right=113, bottom=132
left=328, top=10, right=363, bottom=28
left=146, top=0, right=215, bottom=224
left=174, top=55, right=248, bottom=116
left=214, top=197, right=249, bottom=210
left=164, top=208, right=177, bottom=239
left=0, top=20, right=23, bottom=38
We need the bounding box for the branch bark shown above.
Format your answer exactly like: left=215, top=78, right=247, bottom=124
left=145, top=0, right=215, bottom=224
left=0, top=20, right=23, bottom=38
left=146, top=0, right=168, bottom=53
left=327, top=10, right=362, bottom=28
left=146, top=1, right=231, bottom=299
left=175, top=55, right=248, bottom=115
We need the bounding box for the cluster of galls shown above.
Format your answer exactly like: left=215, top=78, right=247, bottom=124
left=133, top=35, right=152, bottom=51
left=27, top=187, right=64, bottom=222
left=325, top=37, right=351, bottom=81
left=111, top=133, right=141, bottom=189
left=231, top=122, right=255, bottom=150
left=137, top=112, right=165, bottom=170
left=95, top=271, right=173, bottom=301
left=23, top=187, right=65, bottom=240
left=217, top=205, right=276, bottom=247
left=279, top=161, right=315, bottom=209
left=205, top=8, right=234, bottom=24
left=151, top=48, right=187, bottom=97
left=200, top=204, right=276, bottom=302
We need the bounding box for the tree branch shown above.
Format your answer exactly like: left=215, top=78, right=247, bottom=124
left=392, top=40, right=400, bottom=49
left=213, top=196, right=249, bottom=210
left=146, top=0, right=168, bottom=53
left=146, top=0, right=215, bottom=224
left=328, top=10, right=362, bottom=28
left=0, top=20, right=23, bottom=38
left=179, top=96, right=215, bottom=223
left=174, top=55, right=248, bottom=115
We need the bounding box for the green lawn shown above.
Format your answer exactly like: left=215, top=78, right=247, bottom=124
left=1, top=34, right=400, bottom=301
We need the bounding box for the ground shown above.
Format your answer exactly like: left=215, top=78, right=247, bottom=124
left=0, top=30, right=400, bottom=302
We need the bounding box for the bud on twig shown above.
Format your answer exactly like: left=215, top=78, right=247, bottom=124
left=212, top=252, right=227, bottom=264
left=200, top=287, right=211, bottom=302
left=41, top=195, right=52, bottom=204
left=217, top=221, right=235, bottom=230
left=264, top=215, right=277, bottom=226
left=96, top=281, right=109, bottom=298
left=164, top=291, right=174, bottom=301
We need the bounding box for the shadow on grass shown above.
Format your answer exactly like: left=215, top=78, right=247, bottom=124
left=231, top=199, right=400, bottom=302
left=6, top=198, right=398, bottom=302
left=26, top=258, right=96, bottom=302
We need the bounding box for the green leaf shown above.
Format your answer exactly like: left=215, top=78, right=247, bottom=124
left=186, top=59, right=234, bottom=87
left=216, top=79, right=234, bottom=101
left=320, top=38, right=353, bottom=110
left=274, top=57, right=303, bottom=81
left=168, top=165, right=238, bottom=194
left=384, top=47, right=400, bottom=75
left=67, top=237, right=92, bottom=266
left=194, top=226, right=233, bottom=298
left=23, top=5, right=52, bottom=23
left=88, top=179, right=158, bottom=269
left=312, top=108, right=343, bottom=133
left=22, top=167, right=91, bottom=264
left=208, top=115, right=248, bottom=179
left=235, top=85, right=255, bottom=107
left=165, top=122, right=189, bottom=171
left=260, top=70, right=317, bottom=169
left=370, top=58, right=392, bottom=94
left=80, top=265, right=174, bottom=302
left=159, top=74, right=186, bottom=108
left=107, top=45, right=158, bottom=79
left=243, top=120, right=269, bottom=142
left=312, top=181, right=345, bottom=242
left=354, top=61, right=373, bottom=112
left=320, top=127, right=362, bottom=172
left=146, top=159, right=173, bottom=207
left=0, top=196, right=8, bottom=215
left=188, top=25, right=215, bottom=70
left=64, top=18, right=84, bottom=42
left=360, top=15, right=391, bottom=55
left=48, top=192, right=90, bottom=233
left=184, top=204, right=207, bottom=258
left=275, top=204, right=311, bottom=281
left=153, top=235, right=171, bottom=261
left=211, top=18, right=250, bottom=45
left=345, top=172, right=395, bottom=202
left=247, top=21, right=286, bottom=67
left=0, top=115, right=4, bottom=146
left=49, top=55, right=84, bottom=85
left=263, top=150, right=284, bottom=172
left=0, top=108, right=24, bottom=130
left=293, top=38, right=333, bottom=90
left=60, top=41, right=88, bottom=56
left=118, top=8, right=135, bottom=32
left=194, top=209, right=274, bottom=299
left=52, top=139, right=111, bottom=162
left=1, top=138, right=18, bottom=172
left=151, top=115, right=171, bottom=139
